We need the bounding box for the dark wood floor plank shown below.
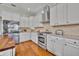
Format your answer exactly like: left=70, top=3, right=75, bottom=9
left=16, top=40, right=54, bottom=56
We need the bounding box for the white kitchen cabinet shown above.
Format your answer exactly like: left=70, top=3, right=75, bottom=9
left=50, top=6, right=58, bottom=25
left=31, top=19, right=37, bottom=28
left=20, top=16, right=29, bottom=27
left=12, top=48, right=15, bottom=56
left=20, top=33, right=25, bottom=42
left=47, top=35, right=55, bottom=53
left=63, top=4, right=68, bottom=24
left=31, top=32, right=38, bottom=44
left=0, top=48, right=15, bottom=56
left=64, top=43, right=79, bottom=56
left=0, top=19, right=3, bottom=35
left=47, top=34, right=79, bottom=56
left=38, top=12, right=42, bottom=23
left=34, top=12, right=42, bottom=27
left=57, top=4, right=67, bottom=25
left=64, top=39, right=79, bottom=56
left=68, top=3, right=79, bottom=24
left=27, top=16, right=41, bottom=28
left=20, top=32, right=30, bottom=42
left=47, top=35, right=65, bottom=56
left=0, top=49, right=12, bottom=56
left=54, top=37, right=64, bottom=56
left=32, top=18, right=40, bottom=27
left=50, top=4, right=69, bottom=25
left=29, top=17, right=34, bottom=28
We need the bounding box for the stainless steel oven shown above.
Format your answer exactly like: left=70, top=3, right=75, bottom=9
left=38, top=32, right=47, bottom=49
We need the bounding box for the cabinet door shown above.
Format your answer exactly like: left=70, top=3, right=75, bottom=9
left=31, top=32, right=38, bottom=44
left=20, top=17, right=29, bottom=27
left=20, top=33, right=30, bottom=42
left=25, top=17, right=29, bottom=27
left=64, top=43, right=79, bottom=56
left=68, top=3, right=79, bottom=24
left=47, top=35, right=55, bottom=53
left=20, top=33, right=25, bottom=42
left=12, top=48, right=15, bottom=56
left=29, top=17, right=33, bottom=28
left=54, top=37, right=64, bottom=56
left=0, top=49, right=12, bottom=56
left=34, top=12, right=42, bottom=27
left=50, top=6, right=58, bottom=25
left=63, top=4, right=69, bottom=24
left=26, top=32, right=31, bottom=40
left=0, top=20, right=3, bottom=34
left=57, top=4, right=67, bottom=25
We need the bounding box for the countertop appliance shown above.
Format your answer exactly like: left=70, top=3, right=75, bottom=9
left=38, top=32, right=47, bottom=49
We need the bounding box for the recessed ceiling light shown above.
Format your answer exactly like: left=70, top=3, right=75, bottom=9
left=41, top=10, right=44, bottom=14
left=27, top=8, right=31, bottom=11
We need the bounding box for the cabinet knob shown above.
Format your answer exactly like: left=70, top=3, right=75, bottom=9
left=66, top=20, right=69, bottom=23
left=65, top=44, right=67, bottom=46
left=56, top=38, right=58, bottom=40
left=74, top=42, right=76, bottom=44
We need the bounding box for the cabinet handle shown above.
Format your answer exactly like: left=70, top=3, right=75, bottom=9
left=65, top=44, right=67, bottom=46
left=56, top=38, right=58, bottom=40
left=74, top=42, right=76, bottom=44
left=66, top=20, right=69, bottom=23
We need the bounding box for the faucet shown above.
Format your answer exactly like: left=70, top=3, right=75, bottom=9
left=55, top=29, right=64, bottom=36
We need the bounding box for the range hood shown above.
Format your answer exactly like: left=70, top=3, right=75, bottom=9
left=41, top=5, right=50, bottom=24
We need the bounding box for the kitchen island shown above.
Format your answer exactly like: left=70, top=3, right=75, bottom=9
left=0, top=35, right=16, bottom=56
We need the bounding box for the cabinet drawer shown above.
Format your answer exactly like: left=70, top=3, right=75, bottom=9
left=0, top=49, right=12, bottom=56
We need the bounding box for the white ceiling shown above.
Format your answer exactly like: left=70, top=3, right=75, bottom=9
left=0, top=3, right=56, bottom=16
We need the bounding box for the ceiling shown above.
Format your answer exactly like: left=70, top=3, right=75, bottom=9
left=0, top=3, right=56, bottom=16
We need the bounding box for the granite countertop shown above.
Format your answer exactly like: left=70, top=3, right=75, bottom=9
left=0, top=36, right=16, bottom=51
left=47, top=33, right=79, bottom=40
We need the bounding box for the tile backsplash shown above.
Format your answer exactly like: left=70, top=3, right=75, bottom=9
left=19, top=24, right=79, bottom=36
left=44, top=24, right=79, bottom=36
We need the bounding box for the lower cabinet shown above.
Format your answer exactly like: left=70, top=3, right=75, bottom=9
left=20, top=32, right=38, bottom=44
left=47, top=35, right=65, bottom=56
left=12, top=48, right=15, bottom=56
left=54, top=37, right=64, bottom=56
left=47, top=35, right=55, bottom=53
left=20, top=32, right=31, bottom=42
left=47, top=34, right=79, bottom=56
left=64, top=39, right=79, bottom=56
left=64, top=43, right=79, bottom=56
left=31, top=32, right=38, bottom=44
left=0, top=48, right=15, bottom=56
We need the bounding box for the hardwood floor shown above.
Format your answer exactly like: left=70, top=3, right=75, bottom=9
left=15, top=40, right=54, bottom=56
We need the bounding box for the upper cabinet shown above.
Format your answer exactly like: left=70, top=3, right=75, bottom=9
left=50, top=6, right=58, bottom=25
left=33, top=12, right=42, bottom=27
left=68, top=3, right=79, bottom=24
left=50, top=4, right=68, bottom=26
left=57, top=4, right=67, bottom=25
left=50, top=3, right=79, bottom=26
left=20, top=16, right=29, bottom=27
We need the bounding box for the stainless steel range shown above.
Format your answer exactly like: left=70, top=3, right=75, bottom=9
left=38, top=32, right=47, bottom=49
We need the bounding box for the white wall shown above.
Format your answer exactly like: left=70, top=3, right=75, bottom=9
left=1, top=11, right=20, bottom=21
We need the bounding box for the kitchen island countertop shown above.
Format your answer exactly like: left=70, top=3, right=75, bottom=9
left=0, top=36, right=15, bottom=51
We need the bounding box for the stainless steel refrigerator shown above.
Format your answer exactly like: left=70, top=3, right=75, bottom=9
left=3, top=20, right=20, bottom=44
